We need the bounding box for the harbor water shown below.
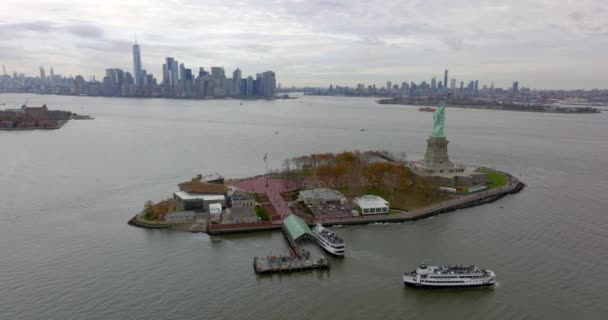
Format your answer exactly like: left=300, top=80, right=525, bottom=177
left=0, top=93, right=607, bottom=319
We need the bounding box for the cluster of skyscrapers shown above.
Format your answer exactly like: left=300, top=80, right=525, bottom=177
left=0, top=42, right=277, bottom=99
left=109, top=42, right=277, bottom=98
left=323, top=70, right=521, bottom=98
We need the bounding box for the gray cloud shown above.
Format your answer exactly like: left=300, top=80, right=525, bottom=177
left=442, top=38, right=464, bottom=51
left=569, top=11, right=585, bottom=22
left=64, top=23, right=105, bottom=38
left=1, top=21, right=55, bottom=32
left=0, top=0, right=606, bottom=89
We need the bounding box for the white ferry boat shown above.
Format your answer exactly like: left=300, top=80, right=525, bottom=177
left=312, top=224, right=345, bottom=257
left=403, top=263, right=495, bottom=288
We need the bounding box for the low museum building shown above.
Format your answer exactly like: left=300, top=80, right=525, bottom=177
left=174, top=192, right=226, bottom=211
left=353, top=195, right=390, bottom=215
left=174, top=177, right=229, bottom=211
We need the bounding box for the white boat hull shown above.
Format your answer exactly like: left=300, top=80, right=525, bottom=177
left=403, top=274, right=495, bottom=288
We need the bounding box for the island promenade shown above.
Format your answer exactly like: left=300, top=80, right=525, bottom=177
left=207, top=173, right=525, bottom=234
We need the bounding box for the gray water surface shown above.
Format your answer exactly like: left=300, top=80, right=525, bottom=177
left=1, top=93, right=606, bottom=319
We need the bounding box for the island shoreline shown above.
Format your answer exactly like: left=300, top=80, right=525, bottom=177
left=127, top=171, right=525, bottom=234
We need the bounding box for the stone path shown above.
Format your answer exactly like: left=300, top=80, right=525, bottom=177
left=233, top=177, right=293, bottom=222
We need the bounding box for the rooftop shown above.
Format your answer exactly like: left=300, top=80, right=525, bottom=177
left=174, top=191, right=225, bottom=201
left=353, top=195, right=389, bottom=208
left=283, top=214, right=313, bottom=241
left=178, top=179, right=228, bottom=194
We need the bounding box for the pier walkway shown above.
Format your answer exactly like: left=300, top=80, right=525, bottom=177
left=254, top=214, right=329, bottom=273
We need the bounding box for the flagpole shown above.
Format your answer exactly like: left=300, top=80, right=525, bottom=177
left=264, top=153, right=269, bottom=188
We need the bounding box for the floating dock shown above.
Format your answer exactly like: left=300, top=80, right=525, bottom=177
left=254, top=214, right=329, bottom=273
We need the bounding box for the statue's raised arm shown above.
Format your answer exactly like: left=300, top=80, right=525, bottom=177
left=432, top=91, right=451, bottom=138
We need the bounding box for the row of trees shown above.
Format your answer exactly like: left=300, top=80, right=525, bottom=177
left=279, top=151, right=419, bottom=200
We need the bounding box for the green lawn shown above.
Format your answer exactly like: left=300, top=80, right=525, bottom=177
left=480, top=169, right=509, bottom=188
left=254, top=205, right=269, bottom=221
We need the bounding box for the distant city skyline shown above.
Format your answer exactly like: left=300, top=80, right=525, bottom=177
left=1, top=41, right=277, bottom=99
left=1, top=1, right=607, bottom=89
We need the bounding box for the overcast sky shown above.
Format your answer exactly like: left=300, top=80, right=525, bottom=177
left=1, top=0, right=607, bottom=89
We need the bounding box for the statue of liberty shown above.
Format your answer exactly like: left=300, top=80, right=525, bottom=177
left=432, top=91, right=451, bottom=138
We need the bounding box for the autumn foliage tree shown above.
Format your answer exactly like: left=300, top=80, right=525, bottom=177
left=286, top=151, right=412, bottom=197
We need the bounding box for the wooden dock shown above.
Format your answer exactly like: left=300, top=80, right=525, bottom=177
left=253, top=253, right=329, bottom=273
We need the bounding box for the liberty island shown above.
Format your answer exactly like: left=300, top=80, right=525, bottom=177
left=129, top=95, right=522, bottom=239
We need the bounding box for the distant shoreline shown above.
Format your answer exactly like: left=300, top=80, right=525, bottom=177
left=0, top=91, right=298, bottom=101
left=377, top=97, right=601, bottom=114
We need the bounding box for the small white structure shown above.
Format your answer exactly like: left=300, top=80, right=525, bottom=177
left=209, top=203, right=222, bottom=221
left=353, top=195, right=390, bottom=215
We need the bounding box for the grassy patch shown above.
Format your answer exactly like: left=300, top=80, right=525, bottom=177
left=341, top=185, right=451, bottom=211
left=480, top=169, right=509, bottom=189
left=254, top=205, right=269, bottom=221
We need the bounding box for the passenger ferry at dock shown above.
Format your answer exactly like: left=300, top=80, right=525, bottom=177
left=312, top=224, right=345, bottom=257
left=403, top=263, right=496, bottom=288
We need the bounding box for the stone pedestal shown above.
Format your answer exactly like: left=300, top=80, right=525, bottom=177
left=423, top=136, right=453, bottom=168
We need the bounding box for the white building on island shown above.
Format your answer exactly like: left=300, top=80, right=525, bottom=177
left=209, top=203, right=222, bottom=222
left=353, top=195, right=390, bottom=215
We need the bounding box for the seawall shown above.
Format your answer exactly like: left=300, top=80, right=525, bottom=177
left=127, top=216, right=171, bottom=229
left=128, top=173, right=525, bottom=234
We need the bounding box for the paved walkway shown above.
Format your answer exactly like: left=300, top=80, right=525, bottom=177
left=233, top=177, right=293, bottom=222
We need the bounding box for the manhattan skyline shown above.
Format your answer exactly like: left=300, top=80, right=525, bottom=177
left=1, top=0, right=607, bottom=89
